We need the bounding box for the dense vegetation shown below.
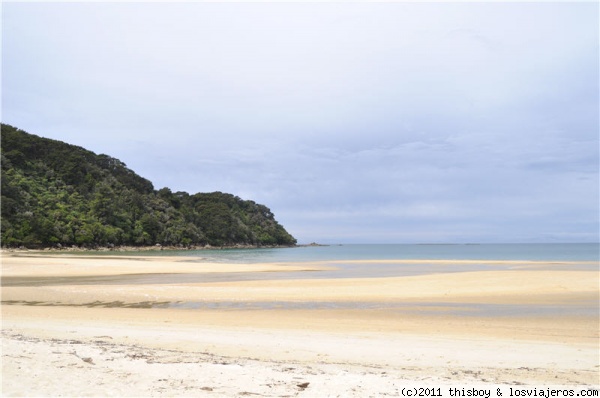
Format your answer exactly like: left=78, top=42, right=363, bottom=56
left=1, top=124, right=297, bottom=248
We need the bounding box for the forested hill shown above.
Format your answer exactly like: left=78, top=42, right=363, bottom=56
left=0, top=124, right=297, bottom=249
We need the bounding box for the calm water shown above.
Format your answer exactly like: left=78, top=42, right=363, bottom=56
left=48, top=243, right=596, bottom=282
left=108, top=243, right=600, bottom=263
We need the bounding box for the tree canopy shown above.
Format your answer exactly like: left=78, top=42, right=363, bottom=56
left=1, top=124, right=297, bottom=248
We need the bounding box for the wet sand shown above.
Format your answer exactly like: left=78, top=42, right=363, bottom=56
left=1, top=252, right=599, bottom=395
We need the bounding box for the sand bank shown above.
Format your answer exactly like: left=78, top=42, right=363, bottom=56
left=1, top=252, right=334, bottom=277
left=2, top=252, right=598, bottom=395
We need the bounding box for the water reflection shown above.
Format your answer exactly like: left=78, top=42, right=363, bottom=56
left=3, top=299, right=597, bottom=317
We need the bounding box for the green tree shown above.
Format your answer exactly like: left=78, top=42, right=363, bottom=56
left=1, top=124, right=296, bottom=248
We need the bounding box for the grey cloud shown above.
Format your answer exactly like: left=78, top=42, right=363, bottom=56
left=2, top=2, right=598, bottom=243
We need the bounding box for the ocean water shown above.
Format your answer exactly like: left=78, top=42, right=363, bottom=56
left=130, top=243, right=600, bottom=263
left=72, top=243, right=597, bottom=282
left=37, top=243, right=597, bottom=283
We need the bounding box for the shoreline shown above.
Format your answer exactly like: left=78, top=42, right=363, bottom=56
left=2, top=252, right=598, bottom=394
left=0, top=243, right=299, bottom=253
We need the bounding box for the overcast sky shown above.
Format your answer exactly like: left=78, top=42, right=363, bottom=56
left=2, top=1, right=598, bottom=244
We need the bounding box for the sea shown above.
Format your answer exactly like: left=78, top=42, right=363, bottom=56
left=83, top=243, right=599, bottom=281
left=83, top=243, right=599, bottom=316
left=106, top=243, right=600, bottom=263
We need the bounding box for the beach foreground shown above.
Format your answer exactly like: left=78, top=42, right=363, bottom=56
left=2, top=252, right=598, bottom=396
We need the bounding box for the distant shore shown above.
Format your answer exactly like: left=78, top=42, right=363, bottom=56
left=1, top=243, right=300, bottom=253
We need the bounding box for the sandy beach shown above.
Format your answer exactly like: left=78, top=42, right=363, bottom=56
left=2, top=252, right=599, bottom=396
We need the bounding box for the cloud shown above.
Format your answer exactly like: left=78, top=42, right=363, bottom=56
left=2, top=2, right=598, bottom=243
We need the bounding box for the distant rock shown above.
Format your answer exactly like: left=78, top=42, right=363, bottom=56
left=299, top=242, right=329, bottom=247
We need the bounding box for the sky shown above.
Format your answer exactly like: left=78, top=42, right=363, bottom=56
left=2, top=1, right=599, bottom=244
